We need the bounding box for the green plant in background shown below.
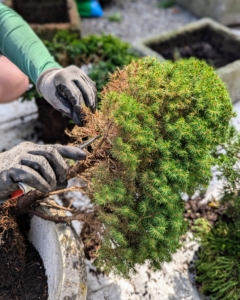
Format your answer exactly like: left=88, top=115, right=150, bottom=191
left=44, top=31, right=140, bottom=92
left=214, top=127, right=240, bottom=227
left=107, top=12, right=122, bottom=22
left=195, top=218, right=240, bottom=300
left=192, top=127, right=240, bottom=300
left=23, top=31, right=140, bottom=101
left=157, top=0, right=176, bottom=9
left=74, top=57, right=233, bottom=276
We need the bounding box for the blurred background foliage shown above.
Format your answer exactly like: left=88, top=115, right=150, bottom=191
left=24, top=30, right=140, bottom=101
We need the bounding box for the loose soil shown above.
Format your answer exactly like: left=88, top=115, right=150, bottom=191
left=0, top=213, right=48, bottom=300
left=12, top=0, right=70, bottom=24
left=36, top=97, right=74, bottom=144
left=184, top=196, right=227, bottom=227
left=148, top=27, right=240, bottom=68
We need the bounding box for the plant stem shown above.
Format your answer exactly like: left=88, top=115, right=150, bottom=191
left=27, top=209, right=93, bottom=223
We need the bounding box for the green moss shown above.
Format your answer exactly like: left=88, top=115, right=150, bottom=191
left=89, top=57, right=233, bottom=276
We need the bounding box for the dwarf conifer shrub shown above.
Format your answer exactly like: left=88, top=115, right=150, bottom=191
left=72, top=57, right=233, bottom=276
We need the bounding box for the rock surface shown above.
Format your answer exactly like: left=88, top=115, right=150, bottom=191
left=86, top=234, right=200, bottom=300
left=81, top=0, right=197, bottom=43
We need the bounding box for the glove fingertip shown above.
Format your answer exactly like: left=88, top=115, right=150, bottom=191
left=72, top=111, right=85, bottom=126
left=56, top=180, right=68, bottom=191
left=57, top=146, right=87, bottom=161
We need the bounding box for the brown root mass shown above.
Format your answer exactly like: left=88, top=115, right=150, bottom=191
left=80, top=212, right=102, bottom=261
left=68, top=108, right=119, bottom=193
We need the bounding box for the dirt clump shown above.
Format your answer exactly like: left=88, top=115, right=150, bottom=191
left=184, top=196, right=226, bottom=227
left=0, top=201, right=48, bottom=299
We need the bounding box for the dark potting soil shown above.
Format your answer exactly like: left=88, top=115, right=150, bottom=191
left=0, top=214, right=48, bottom=300
left=36, top=97, right=74, bottom=144
left=12, top=0, right=70, bottom=24
left=148, top=26, right=240, bottom=69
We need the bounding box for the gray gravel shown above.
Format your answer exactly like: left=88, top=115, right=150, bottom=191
left=81, top=0, right=198, bottom=43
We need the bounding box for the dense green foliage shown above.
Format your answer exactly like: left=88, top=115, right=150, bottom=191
left=195, top=219, right=240, bottom=300
left=23, top=31, right=139, bottom=100
left=45, top=31, right=139, bottom=92
left=215, top=127, right=240, bottom=227
left=88, top=57, right=233, bottom=276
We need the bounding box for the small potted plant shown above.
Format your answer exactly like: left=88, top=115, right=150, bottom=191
left=16, top=56, right=233, bottom=277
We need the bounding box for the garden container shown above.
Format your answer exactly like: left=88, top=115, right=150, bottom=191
left=134, top=18, right=240, bottom=104
left=29, top=202, right=87, bottom=300
left=176, top=0, right=240, bottom=26
left=3, top=0, right=81, bottom=39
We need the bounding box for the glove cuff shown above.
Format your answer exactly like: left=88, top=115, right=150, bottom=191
left=36, top=67, right=62, bottom=94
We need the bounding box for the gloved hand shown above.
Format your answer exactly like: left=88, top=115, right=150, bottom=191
left=36, top=66, right=97, bottom=126
left=0, top=142, right=86, bottom=200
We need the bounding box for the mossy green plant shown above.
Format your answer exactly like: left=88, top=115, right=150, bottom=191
left=195, top=218, right=240, bottom=300
left=72, top=56, right=233, bottom=276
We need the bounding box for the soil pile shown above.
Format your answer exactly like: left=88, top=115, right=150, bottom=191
left=149, top=28, right=240, bottom=69
left=0, top=209, right=48, bottom=300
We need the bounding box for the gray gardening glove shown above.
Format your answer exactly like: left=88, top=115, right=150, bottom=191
left=36, top=66, right=97, bottom=126
left=0, top=142, right=86, bottom=200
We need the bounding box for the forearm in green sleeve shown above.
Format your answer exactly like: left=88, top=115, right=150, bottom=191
left=0, top=3, right=62, bottom=84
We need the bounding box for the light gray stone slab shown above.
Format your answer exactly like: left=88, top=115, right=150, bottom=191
left=86, top=233, right=201, bottom=300
left=176, top=0, right=240, bottom=26
left=217, top=60, right=240, bottom=104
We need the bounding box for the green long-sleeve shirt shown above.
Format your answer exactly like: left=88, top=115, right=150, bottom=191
left=0, top=3, right=61, bottom=83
